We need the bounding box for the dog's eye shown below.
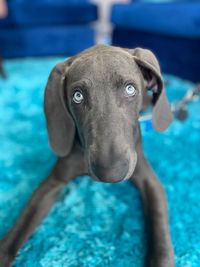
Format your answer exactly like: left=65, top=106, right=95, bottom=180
left=124, top=84, right=137, bottom=97
left=73, top=91, right=84, bottom=104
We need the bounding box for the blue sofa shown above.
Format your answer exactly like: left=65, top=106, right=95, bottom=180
left=111, top=1, right=200, bottom=82
left=0, top=0, right=98, bottom=58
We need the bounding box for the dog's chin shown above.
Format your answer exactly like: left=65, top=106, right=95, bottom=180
left=89, top=152, right=137, bottom=183
left=89, top=168, right=133, bottom=183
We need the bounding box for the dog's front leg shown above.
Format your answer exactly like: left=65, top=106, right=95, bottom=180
left=0, top=144, right=86, bottom=267
left=131, top=146, right=175, bottom=267
left=0, top=55, right=6, bottom=79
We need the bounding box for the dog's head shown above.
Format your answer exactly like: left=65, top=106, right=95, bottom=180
left=44, top=45, right=173, bottom=183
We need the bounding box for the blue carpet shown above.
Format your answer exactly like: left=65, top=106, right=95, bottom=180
left=0, top=58, right=200, bottom=267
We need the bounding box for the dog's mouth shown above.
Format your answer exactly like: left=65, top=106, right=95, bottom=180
left=87, top=151, right=137, bottom=183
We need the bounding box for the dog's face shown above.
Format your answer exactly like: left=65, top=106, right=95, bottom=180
left=44, top=45, right=173, bottom=183
left=66, top=48, right=143, bottom=182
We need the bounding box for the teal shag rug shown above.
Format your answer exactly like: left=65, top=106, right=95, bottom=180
left=0, top=58, right=200, bottom=267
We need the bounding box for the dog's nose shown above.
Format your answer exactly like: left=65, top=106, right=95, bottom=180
left=91, top=160, right=129, bottom=183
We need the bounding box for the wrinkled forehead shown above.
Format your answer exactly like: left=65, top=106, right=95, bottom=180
left=67, top=51, right=141, bottom=86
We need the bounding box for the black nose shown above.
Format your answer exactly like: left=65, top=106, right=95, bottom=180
left=91, top=160, right=129, bottom=183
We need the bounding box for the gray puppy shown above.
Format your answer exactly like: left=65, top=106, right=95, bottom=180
left=0, top=45, right=174, bottom=267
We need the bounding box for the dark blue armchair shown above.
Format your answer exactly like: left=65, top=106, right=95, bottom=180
left=111, top=1, right=200, bottom=82
left=0, top=0, right=98, bottom=58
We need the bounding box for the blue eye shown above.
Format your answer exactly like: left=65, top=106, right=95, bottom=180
left=73, top=91, right=84, bottom=104
left=124, top=84, right=137, bottom=97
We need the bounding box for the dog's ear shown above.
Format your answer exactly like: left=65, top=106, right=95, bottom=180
left=44, top=60, right=75, bottom=157
left=126, top=47, right=173, bottom=132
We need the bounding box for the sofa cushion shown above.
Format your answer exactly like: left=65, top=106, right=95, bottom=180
left=111, top=2, right=200, bottom=38
left=0, top=0, right=97, bottom=27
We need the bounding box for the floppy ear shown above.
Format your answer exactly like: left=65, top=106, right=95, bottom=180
left=44, top=61, right=75, bottom=157
left=127, top=47, right=173, bottom=132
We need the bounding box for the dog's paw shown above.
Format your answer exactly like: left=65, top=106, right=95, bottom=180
left=0, top=252, right=14, bottom=267
left=145, top=249, right=175, bottom=267
left=145, top=257, right=175, bottom=267
left=0, top=243, right=14, bottom=267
